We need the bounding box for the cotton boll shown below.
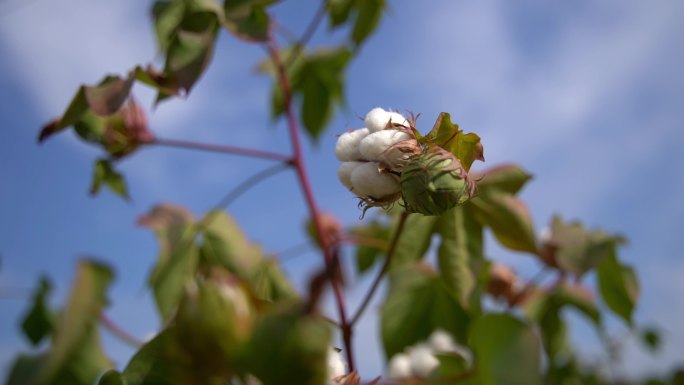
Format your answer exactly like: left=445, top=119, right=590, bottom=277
left=387, top=353, right=412, bottom=380
left=365, top=108, right=409, bottom=132
left=429, top=329, right=457, bottom=353
left=327, top=347, right=347, bottom=383
left=350, top=162, right=400, bottom=199
left=408, top=344, right=439, bottom=378
left=338, top=161, right=364, bottom=190
left=358, top=130, right=412, bottom=162
left=335, top=128, right=369, bottom=161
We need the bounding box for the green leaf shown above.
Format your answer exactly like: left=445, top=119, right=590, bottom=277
left=98, top=370, right=126, bottom=385
left=300, top=69, right=333, bottom=140
left=468, top=190, right=537, bottom=253
left=351, top=0, right=385, bottom=46
left=475, top=164, right=533, bottom=195
left=470, top=313, right=542, bottom=385
left=381, top=264, right=469, bottom=358
left=223, top=4, right=271, bottom=41
left=138, top=204, right=199, bottom=321
left=424, top=112, right=484, bottom=172
left=120, top=329, right=176, bottom=385
left=548, top=216, right=623, bottom=277
left=199, top=210, right=263, bottom=277
left=390, top=213, right=438, bottom=269
left=250, top=258, right=299, bottom=303
left=348, top=219, right=391, bottom=274
left=90, top=159, right=130, bottom=199
left=434, top=206, right=482, bottom=307
left=597, top=251, right=638, bottom=325
left=21, top=277, right=54, bottom=346
left=246, top=307, right=331, bottom=385
left=640, top=327, right=662, bottom=352
left=8, top=260, right=116, bottom=385
left=429, top=353, right=470, bottom=382
left=151, top=1, right=186, bottom=52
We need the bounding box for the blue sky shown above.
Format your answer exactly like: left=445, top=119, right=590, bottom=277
left=1, top=0, right=683, bottom=380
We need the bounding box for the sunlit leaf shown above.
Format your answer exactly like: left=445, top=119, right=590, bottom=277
left=351, top=0, right=385, bottom=46
left=98, top=370, right=126, bottom=385
left=250, top=258, right=298, bottom=303
left=223, top=3, right=271, bottom=41
left=199, top=210, right=263, bottom=277
left=468, top=190, right=537, bottom=253
left=389, top=213, right=438, bottom=269
left=21, top=277, right=54, bottom=346
left=597, top=251, right=638, bottom=325
left=381, top=264, right=469, bottom=358
left=434, top=206, right=483, bottom=307
left=424, top=113, right=484, bottom=172
left=119, top=329, right=176, bottom=385
left=475, top=164, right=533, bottom=195
left=246, top=307, right=331, bottom=385
left=138, top=204, right=199, bottom=321
left=470, top=313, right=542, bottom=385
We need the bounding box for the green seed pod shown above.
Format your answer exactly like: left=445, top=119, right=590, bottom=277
left=400, top=146, right=476, bottom=215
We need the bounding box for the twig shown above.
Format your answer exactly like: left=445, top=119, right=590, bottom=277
left=151, top=137, right=292, bottom=163
left=285, top=0, right=328, bottom=68
left=98, top=311, right=144, bottom=348
left=266, top=30, right=355, bottom=371
left=351, top=211, right=409, bottom=326
left=338, top=234, right=390, bottom=251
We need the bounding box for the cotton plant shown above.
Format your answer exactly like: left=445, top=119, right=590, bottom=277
left=335, top=108, right=478, bottom=216
left=386, top=329, right=472, bottom=381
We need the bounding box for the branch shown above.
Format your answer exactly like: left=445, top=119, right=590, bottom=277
left=98, top=311, right=144, bottom=348
left=151, top=137, right=292, bottom=163
left=351, top=211, right=409, bottom=326
left=266, top=29, right=356, bottom=371
left=285, top=0, right=328, bottom=68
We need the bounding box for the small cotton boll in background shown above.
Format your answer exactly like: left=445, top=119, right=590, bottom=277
left=364, top=108, right=409, bottom=132
left=338, top=161, right=364, bottom=190
left=335, top=128, right=369, bottom=161
left=408, top=344, right=440, bottom=378
left=358, top=130, right=412, bottom=162
left=387, top=353, right=412, bottom=380
left=350, top=162, right=401, bottom=199
left=429, top=329, right=457, bottom=353
left=327, top=347, right=347, bottom=384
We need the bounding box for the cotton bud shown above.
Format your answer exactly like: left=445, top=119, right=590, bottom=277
left=408, top=344, right=439, bottom=377
left=350, top=162, right=401, bottom=200
left=338, top=161, right=364, bottom=190
left=335, top=128, right=369, bottom=161
left=358, top=129, right=413, bottom=163
left=364, top=107, right=410, bottom=132
left=327, top=347, right=347, bottom=384
left=387, top=353, right=412, bottom=380
left=400, top=146, right=476, bottom=215
left=380, top=137, right=422, bottom=171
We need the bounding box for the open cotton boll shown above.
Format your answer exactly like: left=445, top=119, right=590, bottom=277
left=327, top=347, right=347, bottom=383
left=335, top=128, right=369, bottom=161
left=387, top=353, right=412, bottom=380
left=338, top=161, right=364, bottom=190
left=365, top=108, right=409, bottom=132
left=358, top=130, right=412, bottom=162
left=350, top=162, right=400, bottom=199
left=429, top=329, right=457, bottom=353
left=408, top=344, right=439, bottom=378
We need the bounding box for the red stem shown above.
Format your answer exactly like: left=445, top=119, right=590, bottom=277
left=151, top=137, right=292, bottom=163
left=266, top=33, right=356, bottom=372
left=99, top=311, right=144, bottom=348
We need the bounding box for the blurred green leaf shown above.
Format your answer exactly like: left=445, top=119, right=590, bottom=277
left=246, top=307, right=331, bottom=385
left=470, top=313, right=542, bottom=385
left=390, top=213, right=438, bottom=268
left=381, top=264, right=469, bottom=358
left=151, top=1, right=186, bottom=51
left=90, top=159, right=130, bottom=199
left=425, top=112, right=484, bottom=172
left=468, top=190, right=537, bottom=253
left=223, top=1, right=272, bottom=41
left=597, top=251, right=638, bottom=325
left=475, top=164, right=533, bottom=195
left=138, top=204, right=199, bottom=321
left=351, top=0, right=385, bottom=46
left=640, top=327, right=662, bottom=352
left=199, top=210, right=263, bottom=277
left=119, top=329, right=176, bottom=385
left=21, top=277, right=54, bottom=346
left=250, top=258, right=298, bottom=303
left=349, top=219, right=390, bottom=274
left=98, top=370, right=126, bottom=385
left=549, top=216, right=623, bottom=277
left=8, top=260, right=115, bottom=385
left=435, top=206, right=482, bottom=307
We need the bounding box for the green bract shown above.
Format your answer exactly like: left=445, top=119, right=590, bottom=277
left=400, top=146, right=476, bottom=216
